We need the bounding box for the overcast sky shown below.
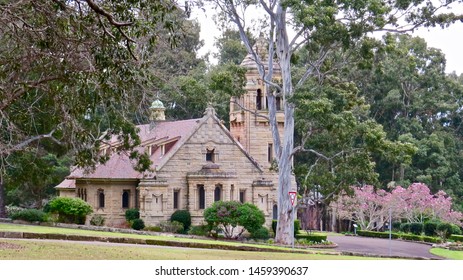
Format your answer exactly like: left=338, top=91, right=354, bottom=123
left=193, top=8, right=463, bottom=75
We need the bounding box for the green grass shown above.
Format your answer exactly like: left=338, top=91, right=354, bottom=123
left=0, top=223, right=325, bottom=253
left=0, top=239, right=379, bottom=260
left=430, top=248, right=463, bottom=260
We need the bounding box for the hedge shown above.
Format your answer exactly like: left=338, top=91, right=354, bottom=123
left=272, top=219, right=300, bottom=237
left=295, top=233, right=327, bottom=243
left=357, top=230, right=400, bottom=239
left=357, top=230, right=442, bottom=243
left=451, top=234, right=463, bottom=242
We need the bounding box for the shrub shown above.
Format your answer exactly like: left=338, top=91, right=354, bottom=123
left=47, top=197, right=92, bottom=224
left=450, top=224, right=462, bottom=235
left=170, top=210, right=191, bottom=233
left=450, top=234, right=463, bottom=242
left=6, top=205, right=25, bottom=218
left=422, top=236, right=442, bottom=243
left=125, top=208, right=140, bottom=222
left=400, top=223, right=411, bottom=233
left=392, top=222, right=402, bottom=231
left=204, top=201, right=265, bottom=239
left=409, top=222, right=424, bottom=235
left=272, top=219, right=301, bottom=237
left=424, top=221, right=439, bottom=236
left=401, top=233, right=424, bottom=242
left=188, top=224, right=209, bottom=236
left=357, top=230, right=400, bottom=239
left=295, top=233, right=327, bottom=243
left=10, top=209, right=47, bottom=223
left=436, top=223, right=453, bottom=239
left=145, top=226, right=162, bottom=232
left=90, top=215, right=105, bottom=226
left=250, top=227, right=270, bottom=240
left=131, top=218, right=145, bottom=230
left=159, top=220, right=184, bottom=233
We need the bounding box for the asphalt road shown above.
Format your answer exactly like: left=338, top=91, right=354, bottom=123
left=327, top=235, right=443, bottom=259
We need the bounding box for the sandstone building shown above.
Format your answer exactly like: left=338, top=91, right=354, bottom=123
left=56, top=42, right=287, bottom=227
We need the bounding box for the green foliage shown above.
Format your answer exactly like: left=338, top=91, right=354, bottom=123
left=295, top=233, right=327, bottom=243
left=47, top=197, right=92, bottom=224
left=159, top=220, right=184, bottom=233
left=424, top=221, right=439, bottom=236
left=125, top=208, right=140, bottom=222
left=437, top=223, right=454, bottom=239
left=203, top=201, right=265, bottom=238
left=272, top=219, right=301, bottom=237
left=451, top=235, right=463, bottom=242
left=450, top=224, right=462, bottom=235
left=5, top=205, right=25, bottom=218
left=250, top=227, right=270, bottom=240
left=409, top=222, right=424, bottom=235
left=90, top=215, right=105, bottom=226
left=10, top=209, right=48, bottom=223
left=131, top=218, right=145, bottom=231
left=144, top=226, right=162, bottom=232
left=188, top=224, right=209, bottom=236
left=357, top=230, right=400, bottom=239
left=392, top=222, right=402, bottom=231
left=170, top=210, right=191, bottom=233
left=400, top=223, right=411, bottom=233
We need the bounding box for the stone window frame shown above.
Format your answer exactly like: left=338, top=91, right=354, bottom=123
left=97, top=189, right=105, bottom=209
left=122, top=190, right=130, bottom=209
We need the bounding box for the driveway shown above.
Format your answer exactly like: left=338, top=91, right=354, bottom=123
left=327, top=235, right=443, bottom=259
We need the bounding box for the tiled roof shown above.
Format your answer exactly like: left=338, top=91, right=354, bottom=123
left=68, top=118, right=200, bottom=180
left=55, top=179, right=76, bottom=189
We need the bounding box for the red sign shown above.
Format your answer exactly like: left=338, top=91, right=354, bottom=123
left=289, top=191, right=297, bottom=206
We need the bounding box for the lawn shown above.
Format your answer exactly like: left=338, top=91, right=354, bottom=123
left=0, top=239, right=379, bottom=260
left=430, top=248, right=463, bottom=260
left=0, top=223, right=388, bottom=260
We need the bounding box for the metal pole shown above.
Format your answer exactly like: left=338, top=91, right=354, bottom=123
left=389, top=208, right=392, bottom=256
left=292, top=205, right=295, bottom=249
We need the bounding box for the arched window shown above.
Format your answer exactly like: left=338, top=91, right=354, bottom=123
left=98, top=189, right=105, bottom=208
left=273, top=204, right=278, bottom=220
left=214, top=185, right=222, bottom=202
left=198, top=185, right=205, bottom=209
left=122, top=190, right=130, bottom=208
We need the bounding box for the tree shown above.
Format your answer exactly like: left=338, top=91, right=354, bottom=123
left=204, top=0, right=461, bottom=245
left=0, top=0, right=188, bottom=217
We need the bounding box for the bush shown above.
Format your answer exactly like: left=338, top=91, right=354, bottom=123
left=409, top=222, right=424, bottom=235
left=159, top=220, right=184, bottom=233
left=357, top=230, right=400, bottom=239
left=436, top=223, right=453, bottom=239
left=450, top=224, right=462, bottom=235
left=5, top=205, right=25, bottom=218
left=295, top=233, right=327, bottom=243
left=188, top=224, right=209, bottom=236
left=250, top=227, right=270, bottom=240
left=131, top=218, right=145, bottom=230
left=450, top=234, right=463, bottom=242
left=422, top=236, right=442, bottom=243
left=10, top=209, right=47, bottom=223
left=392, top=222, right=402, bottom=231
left=272, top=219, right=301, bottom=237
left=90, top=215, right=105, bottom=226
left=400, top=223, right=411, bottom=233
left=400, top=233, right=424, bottom=242
left=204, top=201, right=265, bottom=239
left=47, top=197, right=92, bottom=224
left=424, top=221, right=439, bottom=236
left=145, top=226, right=162, bottom=232
left=170, top=210, right=191, bottom=233
left=125, top=208, right=140, bottom=222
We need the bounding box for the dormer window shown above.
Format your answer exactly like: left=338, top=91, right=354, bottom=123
left=206, top=148, right=215, bottom=162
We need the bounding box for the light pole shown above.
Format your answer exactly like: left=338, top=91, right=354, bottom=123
left=388, top=208, right=392, bottom=256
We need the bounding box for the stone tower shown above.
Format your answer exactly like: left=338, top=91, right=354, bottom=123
left=229, top=38, right=285, bottom=170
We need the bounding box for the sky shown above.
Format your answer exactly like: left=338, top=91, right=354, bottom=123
left=193, top=7, right=463, bottom=75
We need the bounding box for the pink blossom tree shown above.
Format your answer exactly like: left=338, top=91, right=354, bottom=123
left=332, top=183, right=463, bottom=230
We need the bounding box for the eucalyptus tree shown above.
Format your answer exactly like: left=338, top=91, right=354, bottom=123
left=204, top=0, right=462, bottom=244
left=0, top=0, right=187, bottom=217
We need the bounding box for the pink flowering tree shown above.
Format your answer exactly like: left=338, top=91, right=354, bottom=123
left=331, top=185, right=391, bottom=231
left=332, top=183, right=463, bottom=230
left=390, top=183, right=463, bottom=225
